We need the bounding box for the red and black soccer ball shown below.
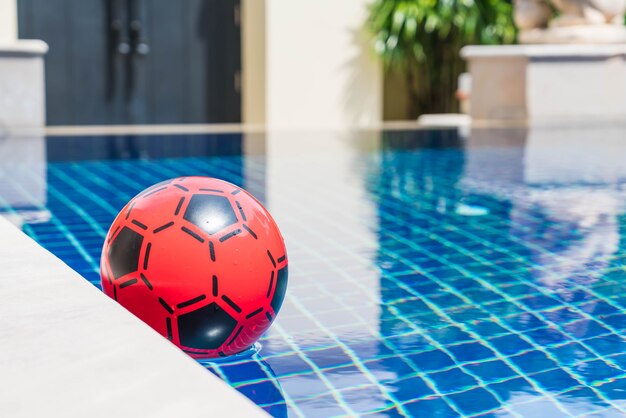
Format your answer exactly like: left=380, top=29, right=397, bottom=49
left=100, top=177, right=288, bottom=358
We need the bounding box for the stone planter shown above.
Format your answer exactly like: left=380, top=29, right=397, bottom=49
left=461, top=44, right=626, bottom=124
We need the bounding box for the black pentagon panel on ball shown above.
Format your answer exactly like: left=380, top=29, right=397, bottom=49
left=108, top=226, right=144, bottom=279
left=177, top=302, right=238, bottom=350
left=271, top=265, right=288, bottom=314
left=183, top=194, right=238, bottom=235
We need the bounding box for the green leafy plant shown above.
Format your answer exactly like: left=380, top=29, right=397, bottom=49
left=368, top=0, right=516, bottom=117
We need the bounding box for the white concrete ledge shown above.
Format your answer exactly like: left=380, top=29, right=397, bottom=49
left=461, top=44, right=626, bottom=58
left=0, top=217, right=266, bottom=417
left=0, top=39, right=48, bottom=56
left=43, top=121, right=426, bottom=136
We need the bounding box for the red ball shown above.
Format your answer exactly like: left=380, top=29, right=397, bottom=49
left=100, top=177, right=288, bottom=358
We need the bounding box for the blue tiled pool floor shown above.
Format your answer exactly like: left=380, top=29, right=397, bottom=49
left=3, top=130, right=626, bottom=417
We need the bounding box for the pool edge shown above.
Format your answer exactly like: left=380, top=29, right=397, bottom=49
left=0, top=216, right=267, bottom=417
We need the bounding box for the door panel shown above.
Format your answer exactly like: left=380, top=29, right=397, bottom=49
left=145, top=0, right=187, bottom=124
left=17, top=0, right=241, bottom=125
left=19, top=0, right=72, bottom=124
left=70, top=0, right=119, bottom=125
left=202, top=0, right=241, bottom=123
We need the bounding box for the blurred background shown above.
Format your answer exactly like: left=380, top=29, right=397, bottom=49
left=0, top=0, right=518, bottom=130
left=2, top=0, right=625, bottom=130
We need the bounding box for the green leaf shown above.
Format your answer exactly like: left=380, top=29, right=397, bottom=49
left=403, top=15, right=418, bottom=41
left=366, top=0, right=517, bottom=115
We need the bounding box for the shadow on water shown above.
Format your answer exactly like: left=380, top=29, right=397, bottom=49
left=200, top=351, right=288, bottom=418
left=45, top=133, right=245, bottom=161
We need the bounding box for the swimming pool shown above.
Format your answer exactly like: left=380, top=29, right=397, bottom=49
left=3, top=126, right=626, bottom=417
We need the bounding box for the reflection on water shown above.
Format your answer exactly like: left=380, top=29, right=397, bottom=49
left=463, top=127, right=626, bottom=289
left=3, top=125, right=626, bottom=416
left=0, top=131, right=50, bottom=228
left=368, top=126, right=626, bottom=416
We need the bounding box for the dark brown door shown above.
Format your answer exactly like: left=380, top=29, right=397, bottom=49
left=18, top=0, right=241, bottom=125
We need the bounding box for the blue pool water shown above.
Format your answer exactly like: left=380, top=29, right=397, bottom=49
left=4, top=127, right=626, bottom=417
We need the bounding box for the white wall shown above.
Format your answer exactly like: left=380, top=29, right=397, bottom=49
left=243, top=0, right=382, bottom=130
left=0, top=0, right=17, bottom=42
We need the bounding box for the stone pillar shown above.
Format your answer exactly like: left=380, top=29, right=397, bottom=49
left=0, top=40, right=48, bottom=130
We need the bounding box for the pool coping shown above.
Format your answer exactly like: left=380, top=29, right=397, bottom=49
left=0, top=39, right=48, bottom=57
left=461, top=43, right=626, bottom=59
left=0, top=216, right=267, bottom=417
left=42, top=121, right=427, bottom=137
